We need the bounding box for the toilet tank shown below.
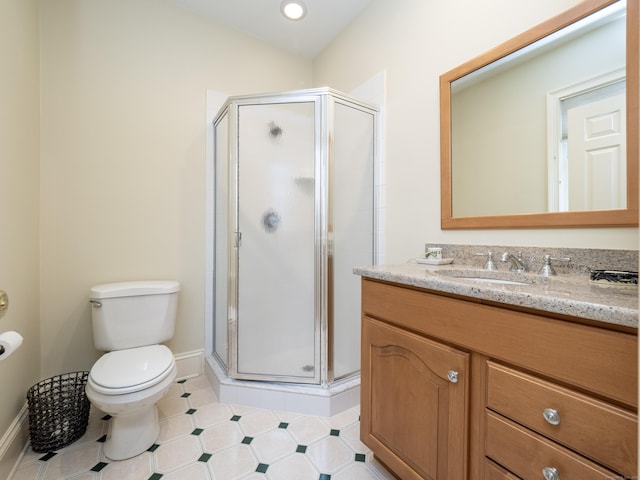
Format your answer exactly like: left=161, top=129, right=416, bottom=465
left=90, top=280, right=180, bottom=351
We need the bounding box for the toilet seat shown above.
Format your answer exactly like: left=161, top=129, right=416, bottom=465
left=89, top=344, right=175, bottom=395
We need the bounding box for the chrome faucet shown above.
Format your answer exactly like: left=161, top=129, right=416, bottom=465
left=500, top=251, right=526, bottom=272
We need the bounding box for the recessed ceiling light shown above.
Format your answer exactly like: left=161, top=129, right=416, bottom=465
left=281, top=1, right=307, bottom=21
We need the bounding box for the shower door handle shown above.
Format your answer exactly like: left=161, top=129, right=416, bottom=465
left=234, top=231, right=242, bottom=247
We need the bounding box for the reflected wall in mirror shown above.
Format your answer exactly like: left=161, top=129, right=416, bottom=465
left=440, top=0, right=638, bottom=229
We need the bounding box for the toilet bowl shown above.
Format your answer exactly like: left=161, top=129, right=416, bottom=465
left=85, top=344, right=177, bottom=460
left=86, top=280, right=180, bottom=461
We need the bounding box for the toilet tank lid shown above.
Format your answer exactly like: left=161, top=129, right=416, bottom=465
left=90, top=280, right=180, bottom=299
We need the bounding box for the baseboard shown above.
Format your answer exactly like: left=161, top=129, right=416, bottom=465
left=174, top=349, right=205, bottom=380
left=0, top=403, right=29, bottom=480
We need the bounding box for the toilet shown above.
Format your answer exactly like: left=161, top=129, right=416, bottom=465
left=85, top=280, right=180, bottom=461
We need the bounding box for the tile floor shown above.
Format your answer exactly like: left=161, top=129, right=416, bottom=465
left=11, top=375, right=393, bottom=480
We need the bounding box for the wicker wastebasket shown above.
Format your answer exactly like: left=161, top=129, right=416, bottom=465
left=26, top=371, right=91, bottom=453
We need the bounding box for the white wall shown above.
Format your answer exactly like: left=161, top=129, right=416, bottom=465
left=0, top=0, right=40, bottom=471
left=313, top=0, right=638, bottom=263
left=38, top=0, right=313, bottom=378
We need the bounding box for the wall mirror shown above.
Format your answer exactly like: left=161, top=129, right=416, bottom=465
left=440, top=0, right=638, bottom=229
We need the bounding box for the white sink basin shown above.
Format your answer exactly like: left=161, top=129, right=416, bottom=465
left=434, top=269, right=536, bottom=286
left=456, top=277, right=530, bottom=286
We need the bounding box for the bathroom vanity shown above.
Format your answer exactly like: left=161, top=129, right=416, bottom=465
left=394, top=0, right=640, bottom=475
left=357, top=260, right=638, bottom=480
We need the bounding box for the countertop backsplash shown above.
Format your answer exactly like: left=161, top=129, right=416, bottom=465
left=424, top=244, right=639, bottom=275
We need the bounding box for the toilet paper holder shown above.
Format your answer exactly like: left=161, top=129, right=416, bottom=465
left=0, top=289, right=9, bottom=354
left=0, top=290, right=8, bottom=320
left=0, top=330, right=24, bottom=361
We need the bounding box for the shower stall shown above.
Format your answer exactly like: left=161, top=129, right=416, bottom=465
left=211, top=88, right=379, bottom=411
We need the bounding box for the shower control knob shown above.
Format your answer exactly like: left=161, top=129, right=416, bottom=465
left=542, top=466, right=560, bottom=480
left=447, top=370, right=459, bottom=383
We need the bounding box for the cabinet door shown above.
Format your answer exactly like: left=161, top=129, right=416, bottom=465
left=361, top=316, right=469, bottom=480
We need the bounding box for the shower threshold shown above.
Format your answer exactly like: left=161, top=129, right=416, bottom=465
left=205, top=354, right=360, bottom=417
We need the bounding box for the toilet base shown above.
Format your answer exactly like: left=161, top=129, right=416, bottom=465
left=85, top=359, right=177, bottom=461
left=104, top=404, right=160, bottom=461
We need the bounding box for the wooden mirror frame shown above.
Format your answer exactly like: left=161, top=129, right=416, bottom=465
left=440, top=0, right=638, bottom=229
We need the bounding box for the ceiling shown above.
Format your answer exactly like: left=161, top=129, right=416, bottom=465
left=168, top=0, right=372, bottom=59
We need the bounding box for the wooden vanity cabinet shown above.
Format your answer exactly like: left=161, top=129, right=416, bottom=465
left=360, top=278, right=638, bottom=480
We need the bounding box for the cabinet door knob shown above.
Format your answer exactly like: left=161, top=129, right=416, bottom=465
left=447, top=370, right=458, bottom=383
left=542, top=466, right=559, bottom=480
left=542, top=408, right=560, bottom=425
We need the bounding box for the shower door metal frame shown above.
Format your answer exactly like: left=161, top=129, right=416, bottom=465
left=213, top=87, right=379, bottom=386
left=226, top=91, right=326, bottom=385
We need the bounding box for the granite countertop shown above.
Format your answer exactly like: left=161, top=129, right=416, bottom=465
left=354, top=261, right=639, bottom=329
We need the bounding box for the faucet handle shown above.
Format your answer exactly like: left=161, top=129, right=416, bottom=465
left=475, top=251, right=498, bottom=270
left=539, top=255, right=571, bottom=277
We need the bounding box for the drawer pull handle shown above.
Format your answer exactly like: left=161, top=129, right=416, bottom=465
left=543, top=408, right=560, bottom=425
left=542, top=466, right=559, bottom=480
left=447, top=370, right=458, bottom=383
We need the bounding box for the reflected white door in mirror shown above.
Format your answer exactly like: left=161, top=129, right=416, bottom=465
left=547, top=68, right=626, bottom=212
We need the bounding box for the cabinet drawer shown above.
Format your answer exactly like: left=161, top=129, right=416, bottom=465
left=486, top=362, right=637, bottom=476
left=484, top=459, right=519, bottom=480
left=486, top=411, right=618, bottom=479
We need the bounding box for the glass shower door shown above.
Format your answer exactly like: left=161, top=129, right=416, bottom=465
left=233, top=100, right=319, bottom=382
left=331, top=100, right=376, bottom=380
